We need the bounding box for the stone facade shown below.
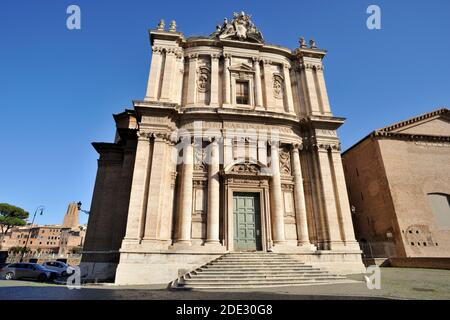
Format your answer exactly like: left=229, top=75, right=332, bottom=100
left=81, top=12, right=365, bottom=284
left=342, top=108, right=450, bottom=259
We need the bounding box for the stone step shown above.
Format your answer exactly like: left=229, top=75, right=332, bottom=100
left=176, top=280, right=353, bottom=290
left=170, top=253, right=351, bottom=290
left=215, top=258, right=299, bottom=262
left=201, top=266, right=318, bottom=271
left=194, top=270, right=326, bottom=276
left=189, top=274, right=343, bottom=280
left=208, top=259, right=304, bottom=265
left=181, top=278, right=348, bottom=286
left=184, top=275, right=345, bottom=283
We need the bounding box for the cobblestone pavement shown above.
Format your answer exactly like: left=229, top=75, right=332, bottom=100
left=1, top=268, right=449, bottom=300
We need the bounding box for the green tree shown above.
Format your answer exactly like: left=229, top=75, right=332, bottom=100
left=0, top=203, right=29, bottom=249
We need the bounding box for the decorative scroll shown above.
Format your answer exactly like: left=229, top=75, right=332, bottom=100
left=229, top=162, right=260, bottom=175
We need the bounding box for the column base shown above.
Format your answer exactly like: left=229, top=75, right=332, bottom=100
left=297, top=242, right=317, bottom=251
left=172, top=240, right=192, bottom=247
left=204, top=240, right=221, bottom=246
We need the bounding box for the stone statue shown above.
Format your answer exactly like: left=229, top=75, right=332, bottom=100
left=169, top=20, right=177, bottom=32
left=157, top=19, right=165, bottom=31
left=299, top=37, right=307, bottom=48
left=309, top=39, right=317, bottom=49
left=210, top=11, right=264, bottom=43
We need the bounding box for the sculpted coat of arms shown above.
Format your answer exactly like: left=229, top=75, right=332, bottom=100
left=211, top=11, right=264, bottom=44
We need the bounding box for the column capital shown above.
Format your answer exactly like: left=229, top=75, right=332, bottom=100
left=315, top=142, right=341, bottom=152
left=283, top=62, right=292, bottom=70
left=151, top=46, right=164, bottom=54
left=290, top=142, right=304, bottom=152
left=207, top=135, right=222, bottom=143
left=137, top=131, right=151, bottom=141
left=187, top=53, right=198, bottom=60
left=224, top=53, right=232, bottom=59
left=268, top=139, right=280, bottom=147
left=263, top=59, right=272, bottom=65
left=211, top=53, right=221, bottom=60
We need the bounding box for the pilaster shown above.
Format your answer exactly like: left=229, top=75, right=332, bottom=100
left=210, top=54, right=220, bottom=107
left=263, top=60, right=274, bottom=110
left=223, top=54, right=231, bottom=106
left=283, top=63, right=296, bottom=115
left=253, top=57, right=264, bottom=110
left=186, top=54, right=198, bottom=106
left=145, top=47, right=163, bottom=101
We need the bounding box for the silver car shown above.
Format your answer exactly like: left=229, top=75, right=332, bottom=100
left=42, top=261, right=75, bottom=276
left=0, top=263, right=58, bottom=282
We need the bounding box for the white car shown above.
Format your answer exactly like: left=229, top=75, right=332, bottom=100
left=41, top=261, right=75, bottom=276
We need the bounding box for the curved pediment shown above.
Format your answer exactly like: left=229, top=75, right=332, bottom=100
left=223, top=159, right=272, bottom=177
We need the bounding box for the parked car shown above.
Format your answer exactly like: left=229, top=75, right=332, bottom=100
left=42, top=261, right=75, bottom=276
left=0, top=263, right=58, bottom=282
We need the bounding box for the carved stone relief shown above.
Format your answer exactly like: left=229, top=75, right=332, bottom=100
left=273, top=74, right=284, bottom=99
left=197, top=66, right=210, bottom=93
left=279, top=147, right=291, bottom=175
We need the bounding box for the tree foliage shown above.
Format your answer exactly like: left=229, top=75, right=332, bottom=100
left=0, top=203, right=29, bottom=234
left=8, top=246, right=31, bottom=254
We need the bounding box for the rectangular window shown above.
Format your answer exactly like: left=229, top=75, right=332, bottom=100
left=236, top=81, right=249, bottom=105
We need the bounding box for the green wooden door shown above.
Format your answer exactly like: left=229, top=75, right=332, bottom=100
left=233, top=193, right=262, bottom=251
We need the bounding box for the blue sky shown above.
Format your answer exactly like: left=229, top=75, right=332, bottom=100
left=1, top=0, right=449, bottom=225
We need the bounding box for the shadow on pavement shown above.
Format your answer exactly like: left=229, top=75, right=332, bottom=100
left=0, top=285, right=390, bottom=300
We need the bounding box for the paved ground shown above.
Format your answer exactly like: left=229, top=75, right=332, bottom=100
left=0, top=267, right=449, bottom=300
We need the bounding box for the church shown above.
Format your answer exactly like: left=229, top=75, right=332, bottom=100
left=81, top=12, right=365, bottom=285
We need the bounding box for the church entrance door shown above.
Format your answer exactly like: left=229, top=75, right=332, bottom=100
left=233, top=192, right=262, bottom=251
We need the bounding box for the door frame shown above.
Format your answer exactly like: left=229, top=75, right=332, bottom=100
left=224, top=181, right=271, bottom=252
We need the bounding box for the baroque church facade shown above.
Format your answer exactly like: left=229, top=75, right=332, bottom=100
left=81, top=13, right=365, bottom=284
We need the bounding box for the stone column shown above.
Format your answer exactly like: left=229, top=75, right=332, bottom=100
left=263, top=60, right=274, bottom=110
left=186, top=54, right=198, bottom=106
left=316, top=145, right=344, bottom=249
left=159, top=49, right=177, bottom=102
left=258, top=139, right=268, bottom=166
left=315, top=65, right=332, bottom=115
left=223, top=135, right=233, bottom=166
left=330, top=149, right=360, bottom=249
left=253, top=58, right=263, bottom=109
left=269, top=140, right=286, bottom=244
left=291, top=145, right=312, bottom=246
left=282, top=63, right=295, bottom=114
left=223, top=54, right=231, bottom=105
left=210, top=54, right=220, bottom=107
left=302, top=63, right=321, bottom=115
left=145, top=47, right=163, bottom=100
left=206, top=138, right=220, bottom=245
left=123, top=132, right=151, bottom=241
left=143, top=134, right=169, bottom=240
left=176, top=141, right=194, bottom=244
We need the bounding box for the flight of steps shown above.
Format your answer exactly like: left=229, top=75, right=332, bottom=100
left=170, top=252, right=354, bottom=290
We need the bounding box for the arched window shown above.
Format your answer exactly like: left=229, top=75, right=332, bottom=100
left=427, top=193, right=450, bottom=230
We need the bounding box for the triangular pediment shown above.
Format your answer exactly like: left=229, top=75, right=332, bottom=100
left=378, top=108, right=450, bottom=137
left=229, top=63, right=254, bottom=72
